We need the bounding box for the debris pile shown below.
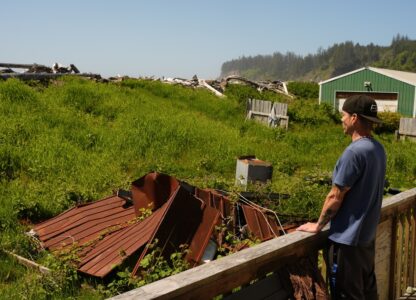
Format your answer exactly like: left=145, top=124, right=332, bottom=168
left=0, top=62, right=101, bottom=80
left=32, top=172, right=297, bottom=278
left=159, top=75, right=293, bottom=98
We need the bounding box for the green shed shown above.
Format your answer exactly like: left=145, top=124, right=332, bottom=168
left=319, top=67, right=416, bottom=117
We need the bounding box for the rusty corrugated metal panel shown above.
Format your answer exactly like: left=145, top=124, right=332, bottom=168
left=241, top=204, right=280, bottom=241
left=195, top=188, right=234, bottom=220
left=33, top=195, right=136, bottom=250
left=78, top=206, right=168, bottom=277
left=186, top=204, right=221, bottom=266
left=131, top=185, right=204, bottom=276
left=195, top=188, right=212, bottom=205
left=131, top=172, right=179, bottom=215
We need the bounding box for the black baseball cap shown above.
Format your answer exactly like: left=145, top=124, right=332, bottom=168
left=342, top=94, right=382, bottom=124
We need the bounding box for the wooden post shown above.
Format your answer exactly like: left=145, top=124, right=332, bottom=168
left=403, top=211, right=411, bottom=289
left=396, top=215, right=404, bottom=298
left=411, top=205, right=416, bottom=288
left=375, top=218, right=393, bottom=300
left=389, top=215, right=399, bottom=300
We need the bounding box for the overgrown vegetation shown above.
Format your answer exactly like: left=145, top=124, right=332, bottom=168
left=0, top=77, right=415, bottom=299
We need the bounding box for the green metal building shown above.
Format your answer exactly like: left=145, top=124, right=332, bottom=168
left=319, top=67, right=416, bottom=117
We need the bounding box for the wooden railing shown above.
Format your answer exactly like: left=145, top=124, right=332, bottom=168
left=110, top=188, right=416, bottom=300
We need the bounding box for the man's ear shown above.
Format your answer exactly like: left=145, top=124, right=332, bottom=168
left=351, top=113, right=359, bottom=124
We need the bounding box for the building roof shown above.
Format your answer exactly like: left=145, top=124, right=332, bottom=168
left=319, top=67, right=416, bottom=87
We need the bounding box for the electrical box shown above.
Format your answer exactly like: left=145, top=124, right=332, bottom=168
left=235, top=155, right=272, bottom=186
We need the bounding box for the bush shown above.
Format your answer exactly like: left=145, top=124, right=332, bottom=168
left=287, top=81, right=319, bottom=99
left=288, top=100, right=340, bottom=125
left=224, top=84, right=290, bottom=106
left=374, top=112, right=401, bottom=134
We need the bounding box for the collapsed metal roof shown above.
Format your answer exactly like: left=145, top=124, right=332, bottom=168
left=33, top=172, right=291, bottom=278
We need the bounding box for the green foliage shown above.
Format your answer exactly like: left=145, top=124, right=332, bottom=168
left=0, top=78, right=415, bottom=298
left=374, top=112, right=401, bottom=134
left=0, top=79, right=38, bottom=103
left=98, top=241, right=190, bottom=297
left=223, top=83, right=290, bottom=106
left=288, top=100, right=340, bottom=125
left=287, top=81, right=319, bottom=99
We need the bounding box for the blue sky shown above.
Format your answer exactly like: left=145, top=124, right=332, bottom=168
left=2, top=1, right=415, bottom=79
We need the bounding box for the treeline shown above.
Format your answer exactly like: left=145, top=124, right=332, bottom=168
left=220, top=34, right=416, bottom=82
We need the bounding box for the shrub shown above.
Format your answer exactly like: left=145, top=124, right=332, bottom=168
left=224, top=84, right=290, bottom=106
left=288, top=100, right=340, bottom=125
left=287, top=81, right=319, bottom=99
left=374, top=112, right=401, bottom=134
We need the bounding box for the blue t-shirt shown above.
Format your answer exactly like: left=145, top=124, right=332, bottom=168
left=329, top=137, right=386, bottom=246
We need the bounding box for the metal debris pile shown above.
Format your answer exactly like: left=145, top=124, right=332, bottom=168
left=32, top=172, right=297, bottom=279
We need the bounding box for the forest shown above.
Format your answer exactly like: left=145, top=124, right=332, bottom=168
left=221, top=34, right=416, bottom=82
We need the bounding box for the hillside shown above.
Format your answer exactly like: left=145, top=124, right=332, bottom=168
left=221, top=34, right=416, bottom=82
left=0, top=77, right=415, bottom=298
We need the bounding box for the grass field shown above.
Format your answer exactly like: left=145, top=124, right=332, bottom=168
left=0, top=77, right=415, bottom=299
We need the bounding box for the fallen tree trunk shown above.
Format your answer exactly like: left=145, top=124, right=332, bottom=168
left=0, top=63, right=40, bottom=69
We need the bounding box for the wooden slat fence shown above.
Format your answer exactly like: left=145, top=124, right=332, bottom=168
left=246, top=98, right=289, bottom=129
left=109, top=188, right=416, bottom=300
left=397, top=118, right=416, bottom=141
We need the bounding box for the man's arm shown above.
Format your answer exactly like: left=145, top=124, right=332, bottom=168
left=296, top=184, right=350, bottom=233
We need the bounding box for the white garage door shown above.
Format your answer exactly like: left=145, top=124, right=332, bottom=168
left=335, top=92, right=398, bottom=113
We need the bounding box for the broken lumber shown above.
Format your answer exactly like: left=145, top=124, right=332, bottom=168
left=2, top=250, right=51, bottom=274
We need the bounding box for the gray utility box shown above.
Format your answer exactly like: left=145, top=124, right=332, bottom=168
left=235, top=155, right=273, bottom=186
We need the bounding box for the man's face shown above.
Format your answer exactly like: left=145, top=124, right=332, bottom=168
left=341, top=111, right=356, bottom=135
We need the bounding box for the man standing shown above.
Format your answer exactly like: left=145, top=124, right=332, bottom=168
left=297, top=95, right=386, bottom=299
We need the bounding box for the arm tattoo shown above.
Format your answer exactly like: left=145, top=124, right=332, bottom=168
left=319, top=208, right=334, bottom=226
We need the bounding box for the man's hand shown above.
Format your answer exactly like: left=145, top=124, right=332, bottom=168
left=296, top=222, right=320, bottom=233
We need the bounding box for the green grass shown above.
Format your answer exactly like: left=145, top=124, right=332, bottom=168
left=0, top=77, right=415, bottom=298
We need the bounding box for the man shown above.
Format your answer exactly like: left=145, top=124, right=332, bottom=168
left=297, top=94, right=386, bottom=299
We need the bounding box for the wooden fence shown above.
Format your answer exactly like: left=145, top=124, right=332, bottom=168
left=246, top=98, right=289, bottom=129
left=110, top=188, right=416, bottom=300
left=396, top=118, right=416, bottom=141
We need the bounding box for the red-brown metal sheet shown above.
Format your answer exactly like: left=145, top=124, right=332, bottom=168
left=241, top=204, right=280, bottom=241
left=131, top=185, right=204, bottom=276
left=78, top=205, right=169, bottom=277
left=33, top=195, right=136, bottom=250
left=131, top=172, right=180, bottom=215
left=186, top=204, right=221, bottom=266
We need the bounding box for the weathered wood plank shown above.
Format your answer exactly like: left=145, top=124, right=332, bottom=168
left=0, top=63, right=38, bottom=69
left=109, top=230, right=328, bottom=300
left=3, top=250, right=51, bottom=274
left=390, top=216, right=399, bottom=300
left=412, top=205, right=416, bottom=288
left=396, top=215, right=404, bottom=298
left=399, top=118, right=416, bottom=137
left=0, top=72, right=101, bottom=80
left=375, top=219, right=393, bottom=300
left=404, top=211, right=411, bottom=289
left=380, top=188, right=416, bottom=221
